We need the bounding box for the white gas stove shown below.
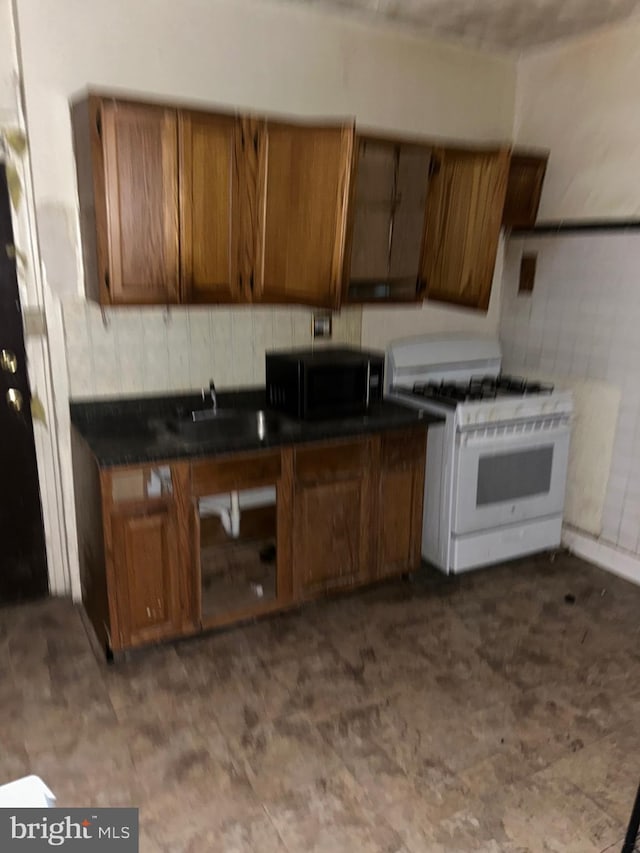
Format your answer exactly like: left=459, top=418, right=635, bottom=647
left=386, top=335, right=573, bottom=574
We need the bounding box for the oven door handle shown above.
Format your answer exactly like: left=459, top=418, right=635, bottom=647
left=458, top=422, right=571, bottom=449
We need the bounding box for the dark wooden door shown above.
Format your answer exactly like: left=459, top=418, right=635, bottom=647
left=421, top=147, right=509, bottom=311
left=254, top=120, right=354, bottom=308
left=0, top=164, right=48, bottom=602
left=101, top=100, right=179, bottom=304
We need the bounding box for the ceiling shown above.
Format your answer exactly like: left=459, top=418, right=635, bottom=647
left=286, top=0, right=640, bottom=51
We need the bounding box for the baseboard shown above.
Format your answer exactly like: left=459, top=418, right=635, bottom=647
left=562, top=525, right=640, bottom=587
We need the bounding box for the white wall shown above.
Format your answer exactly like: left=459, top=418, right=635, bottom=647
left=17, top=0, right=515, bottom=223
left=0, top=0, right=17, bottom=121
left=63, top=303, right=362, bottom=398
left=500, top=232, right=640, bottom=556
left=505, top=18, right=640, bottom=580
left=515, top=19, right=640, bottom=220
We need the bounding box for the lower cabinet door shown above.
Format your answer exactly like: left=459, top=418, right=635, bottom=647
left=294, top=477, right=369, bottom=597
left=377, top=429, right=427, bottom=579
left=111, top=507, right=180, bottom=648
left=293, top=439, right=373, bottom=598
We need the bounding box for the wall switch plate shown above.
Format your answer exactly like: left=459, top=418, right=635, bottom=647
left=312, top=313, right=332, bottom=339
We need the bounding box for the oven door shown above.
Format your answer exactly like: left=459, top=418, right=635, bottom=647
left=451, top=417, right=571, bottom=535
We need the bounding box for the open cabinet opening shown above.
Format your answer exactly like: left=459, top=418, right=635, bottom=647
left=345, top=138, right=431, bottom=303
left=197, top=486, right=278, bottom=621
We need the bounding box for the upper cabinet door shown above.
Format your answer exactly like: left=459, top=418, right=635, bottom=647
left=179, top=111, right=242, bottom=303
left=421, top=147, right=510, bottom=312
left=343, top=137, right=431, bottom=303
left=502, top=151, right=548, bottom=228
left=253, top=121, right=355, bottom=308
left=101, top=100, right=180, bottom=304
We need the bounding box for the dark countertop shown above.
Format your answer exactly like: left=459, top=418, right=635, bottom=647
left=70, top=388, right=443, bottom=468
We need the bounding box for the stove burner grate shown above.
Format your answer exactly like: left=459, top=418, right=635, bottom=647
left=410, top=375, right=554, bottom=405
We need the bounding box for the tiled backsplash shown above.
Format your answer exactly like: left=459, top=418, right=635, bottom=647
left=62, top=302, right=362, bottom=399
left=500, top=232, right=640, bottom=555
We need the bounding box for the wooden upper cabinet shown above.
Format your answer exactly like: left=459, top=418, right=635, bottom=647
left=253, top=120, right=355, bottom=308
left=502, top=151, right=548, bottom=228
left=179, top=111, right=242, bottom=303
left=100, top=99, right=180, bottom=304
left=421, top=147, right=510, bottom=312
left=72, top=92, right=522, bottom=311
left=343, top=137, right=431, bottom=303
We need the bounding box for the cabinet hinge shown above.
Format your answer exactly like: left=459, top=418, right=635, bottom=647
left=428, top=158, right=441, bottom=177
left=253, top=132, right=258, bottom=154
left=96, top=110, right=102, bottom=139
left=249, top=272, right=254, bottom=292
left=104, top=270, right=110, bottom=291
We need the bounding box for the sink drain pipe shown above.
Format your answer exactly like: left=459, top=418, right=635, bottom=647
left=199, top=487, right=276, bottom=539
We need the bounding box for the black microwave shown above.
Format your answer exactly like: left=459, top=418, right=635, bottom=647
left=266, top=347, right=384, bottom=420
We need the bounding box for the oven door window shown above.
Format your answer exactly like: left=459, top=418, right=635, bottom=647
left=451, top=427, right=571, bottom=536
left=477, top=446, right=553, bottom=506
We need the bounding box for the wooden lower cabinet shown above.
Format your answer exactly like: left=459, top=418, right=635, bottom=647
left=75, top=426, right=427, bottom=656
left=293, top=438, right=374, bottom=598
left=377, top=429, right=427, bottom=579
left=292, top=429, right=427, bottom=597
left=190, top=448, right=293, bottom=628
left=111, top=504, right=181, bottom=648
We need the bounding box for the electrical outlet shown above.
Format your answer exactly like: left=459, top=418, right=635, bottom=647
left=312, top=313, right=332, bottom=339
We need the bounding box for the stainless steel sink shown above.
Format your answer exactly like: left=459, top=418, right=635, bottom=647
left=164, top=409, right=290, bottom=443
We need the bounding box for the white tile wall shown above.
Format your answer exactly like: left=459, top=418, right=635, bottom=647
left=62, top=303, right=363, bottom=398
left=500, top=231, right=640, bottom=556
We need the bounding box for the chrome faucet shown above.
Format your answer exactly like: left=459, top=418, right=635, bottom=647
left=197, top=379, right=218, bottom=418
